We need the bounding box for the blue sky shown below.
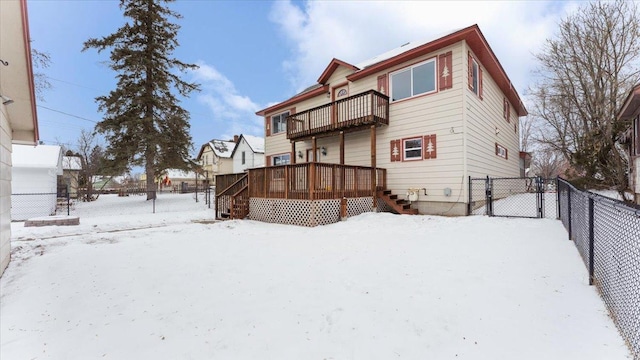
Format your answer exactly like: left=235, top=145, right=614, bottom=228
left=28, top=0, right=581, bottom=165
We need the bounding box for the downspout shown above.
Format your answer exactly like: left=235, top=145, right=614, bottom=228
left=462, top=41, right=469, bottom=211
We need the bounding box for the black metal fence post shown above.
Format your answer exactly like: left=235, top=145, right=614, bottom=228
left=66, top=189, right=70, bottom=216
left=467, top=176, right=472, bottom=215
left=535, top=176, right=543, bottom=218
left=485, top=176, right=493, bottom=216
left=556, top=176, right=560, bottom=220
left=588, top=196, right=595, bottom=286
left=567, top=188, right=572, bottom=240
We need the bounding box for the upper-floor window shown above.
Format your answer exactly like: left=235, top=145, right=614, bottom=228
left=241, top=151, right=246, bottom=165
left=470, top=58, right=479, bottom=95
left=271, top=111, right=290, bottom=135
left=403, top=137, right=423, bottom=161
left=468, top=53, right=483, bottom=99
left=390, top=58, right=436, bottom=102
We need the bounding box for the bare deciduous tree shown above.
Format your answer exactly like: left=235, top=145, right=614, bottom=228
left=529, top=0, right=640, bottom=200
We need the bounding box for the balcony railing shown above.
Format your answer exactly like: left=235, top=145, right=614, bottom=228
left=286, top=90, right=389, bottom=140
left=248, top=163, right=386, bottom=201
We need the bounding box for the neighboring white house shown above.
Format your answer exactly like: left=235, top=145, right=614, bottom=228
left=231, top=134, right=265, bottom=173
left=11, top=145, right=63, bottom=221
left=1, top=0, right=39, bottom=276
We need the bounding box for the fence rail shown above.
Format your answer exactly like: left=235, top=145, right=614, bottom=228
left=248, top=163, right=386, bottom=200
left=11, top=192, right=71, bottom=221
left=558, top=178, right=640, bottom=358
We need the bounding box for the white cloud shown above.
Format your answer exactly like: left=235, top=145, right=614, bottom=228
left=191, top=62, right=264, bottom=137
left=269, top=0, right=580, bottom=96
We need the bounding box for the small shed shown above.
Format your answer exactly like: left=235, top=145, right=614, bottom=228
left=11, top=145, right=64, bottom=221
left=62, top=156, right=82, bottom=198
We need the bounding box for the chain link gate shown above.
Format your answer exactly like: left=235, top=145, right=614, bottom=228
left=469, top=176, right=558, bottom=219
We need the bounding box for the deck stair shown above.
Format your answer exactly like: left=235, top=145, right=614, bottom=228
left=216, top=174, right=249, bottom=220
left=377, top=190, right=419, bottom=215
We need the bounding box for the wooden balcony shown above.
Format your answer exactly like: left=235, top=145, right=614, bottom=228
left=286, top=90, right=389, bottom=141
left=248, top=163, right=386, bottom=201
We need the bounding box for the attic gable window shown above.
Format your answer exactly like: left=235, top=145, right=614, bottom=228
left=468, top=52, right=483, bottom=99
left=390, top=58, right=436, bottom=102
left=271, top=111, right=290, bottom=135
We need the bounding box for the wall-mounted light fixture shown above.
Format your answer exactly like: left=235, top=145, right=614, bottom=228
left=1, top=95, right=13, bottom=105
left=326, top=91, right=330, bottom=98
left=297, top=150, right=303, bottom=159
left=495, top=127, right=500, bottom=136
left=321, top=146, right=327, bottom=156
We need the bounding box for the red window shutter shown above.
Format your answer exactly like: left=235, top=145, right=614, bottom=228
left=266, top=116, right=271, bottom=136
left=467, top=52, right=473, bottom=90
left=478, top=66, right=484, bottom=100
left=505, top=147, right=508, bottom=160
left=438, top=51, right=453, bottom=91
left=377, top=74, right=388, bottom=95
left=424, top=134, right=437, bottom=159
left=390, top=139, right=401, bottom=162
left=495, top=142, right=499, bottom=156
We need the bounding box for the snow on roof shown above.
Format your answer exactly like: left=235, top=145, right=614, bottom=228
left=242, top=135, right=265, bottom=154
left=355, top=28, right=463, bottom=69
left=163, top=169, right=197, bottom=179
left=12, top=144, right=63, bottom=170
left=209, top=139, right=236, bottom=158
left=63, top=156, right=82, bottom=171
left=355, top=29, right=461, bottom=70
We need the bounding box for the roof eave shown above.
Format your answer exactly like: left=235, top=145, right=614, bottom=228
left=617, top=84, right=640, bottom=120
left=256, top=84, right=330, bottom=116
left=317, top=58, right=359, bottom=84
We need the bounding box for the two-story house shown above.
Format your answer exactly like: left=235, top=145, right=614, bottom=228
left=216, top=25, right=526, bottom=226
left=619, top=83, right=640, bottom=205
left=196, top=136, right=237, bottom=186
left=231, top=134, right=265, bottom=173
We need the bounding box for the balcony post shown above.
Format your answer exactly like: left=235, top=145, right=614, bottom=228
left=310, top=162, right=316, bottom=201
left=371, top=125, right=377, bottom=209
left=284, top=165, right=289, bottom=199
left=291, top=141, right=296, bottom=165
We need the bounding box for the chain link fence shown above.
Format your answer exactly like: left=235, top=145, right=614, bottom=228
left=558, top=178, right=640, bottom=358
left=11, top=192, right=71, bottom=221
left=469, top=176, right=557, bottom=218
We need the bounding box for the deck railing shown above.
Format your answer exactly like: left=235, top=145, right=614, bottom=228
left=287, top=90, right=389, bottom=140
left=248, top=163, right=386, bottom=200
left=215, top=173, right=248, bottom=219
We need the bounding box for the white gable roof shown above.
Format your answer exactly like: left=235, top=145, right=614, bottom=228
left=242, top=135, right=265, bottom=154
left=62, top=156, right=82, bottom=171
left=355, top=28, right=463, bottom=69
left=209, top=140, right=236, bottom=158
left=12, top=144, right=63, bottom=172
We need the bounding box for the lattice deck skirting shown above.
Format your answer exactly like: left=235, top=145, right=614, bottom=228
left=249, top=197, right=377, bottom=227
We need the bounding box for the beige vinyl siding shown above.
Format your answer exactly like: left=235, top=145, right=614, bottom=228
left=216, top=157, right=234, bottom=175
left=345, top=43, right=466, bottom=203
left=326, top=66, right=355, bottom=89
left=1, top=106, right=12, bottom=276
left=464, top=43, right=520, bottom=182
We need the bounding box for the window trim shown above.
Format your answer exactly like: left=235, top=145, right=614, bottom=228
left=271, top=153, right=291, bottom=166
left=271, top=110, right=290, bottom=135
left=470, top=57, right=479, bottom=95
left=496, top=143, right=508, bottom=159
left=402, top=137, right=423, bottom=161
left=389, top=57, right=437, bottom=102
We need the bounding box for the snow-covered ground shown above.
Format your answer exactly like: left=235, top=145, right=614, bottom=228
left=1, top=194, right=630, bottom=359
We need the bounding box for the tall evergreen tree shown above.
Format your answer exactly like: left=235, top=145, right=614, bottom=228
left=83, top=0, right=199, bottom=200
